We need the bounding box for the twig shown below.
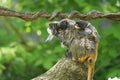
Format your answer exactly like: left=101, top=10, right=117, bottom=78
left=0, top=6, right=120, bottom=21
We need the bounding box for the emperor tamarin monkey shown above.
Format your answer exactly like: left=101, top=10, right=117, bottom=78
left=46, top=19, right=99, bottom=80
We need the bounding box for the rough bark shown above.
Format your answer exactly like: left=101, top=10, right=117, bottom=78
left=0, top=6, right=120, bottom=21
left=32, top=56, right=88, bottom=80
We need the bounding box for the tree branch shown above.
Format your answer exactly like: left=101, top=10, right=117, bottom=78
left=0, top=6, right=120, bottom=21
left=32, top=57, right=88, bottom=80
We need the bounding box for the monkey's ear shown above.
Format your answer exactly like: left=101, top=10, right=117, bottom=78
left=76, top=20, right=88, bottom=30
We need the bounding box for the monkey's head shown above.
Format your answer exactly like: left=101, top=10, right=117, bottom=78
left=46, top=19, right=99, bottom=49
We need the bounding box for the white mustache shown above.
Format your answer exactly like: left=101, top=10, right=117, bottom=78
left=45, top=27, right=54, bottom=42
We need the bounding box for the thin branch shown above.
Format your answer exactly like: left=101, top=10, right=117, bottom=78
left=0, top=6, right=120, bottom=21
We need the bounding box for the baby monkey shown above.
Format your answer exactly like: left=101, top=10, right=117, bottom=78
left=46, top=19, right=99, bottom=80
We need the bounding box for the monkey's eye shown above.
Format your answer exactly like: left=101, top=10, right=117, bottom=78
left=58, top=21, right=68, bottom=30
left=75, top=22, right=81, bottom=29
left=75, top=20, right=88, bottom=30
left=57, top=29, right=63, bottom=34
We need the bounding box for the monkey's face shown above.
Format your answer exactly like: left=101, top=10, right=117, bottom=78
left=46, top=19, right=76, bottom=47
left=46, top=19, right=99, bottom=49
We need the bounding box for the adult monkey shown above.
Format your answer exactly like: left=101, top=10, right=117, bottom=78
left=46, top=19, right=99, bottom=80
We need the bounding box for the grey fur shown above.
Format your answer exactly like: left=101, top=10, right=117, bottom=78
left=47, top=19, right=99, bottom=60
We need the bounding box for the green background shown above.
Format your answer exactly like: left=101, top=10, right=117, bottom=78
left=0, top=0, right=120, bottom=80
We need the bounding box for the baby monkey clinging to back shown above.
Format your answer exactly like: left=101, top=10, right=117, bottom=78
left=46, top=19, right=99, bottom=80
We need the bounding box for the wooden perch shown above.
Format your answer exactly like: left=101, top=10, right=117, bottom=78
left=0, top=6, right=120, bottom=21
left=32, top=56, right=88, bottom=80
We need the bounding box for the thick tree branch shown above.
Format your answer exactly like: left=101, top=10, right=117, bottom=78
left=32, top=57, right=88, bottom=80
left=0, top=6, right=120, bottom=21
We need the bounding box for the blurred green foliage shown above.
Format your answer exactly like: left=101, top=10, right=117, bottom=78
left=0, top=0, right=120, bottom=80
